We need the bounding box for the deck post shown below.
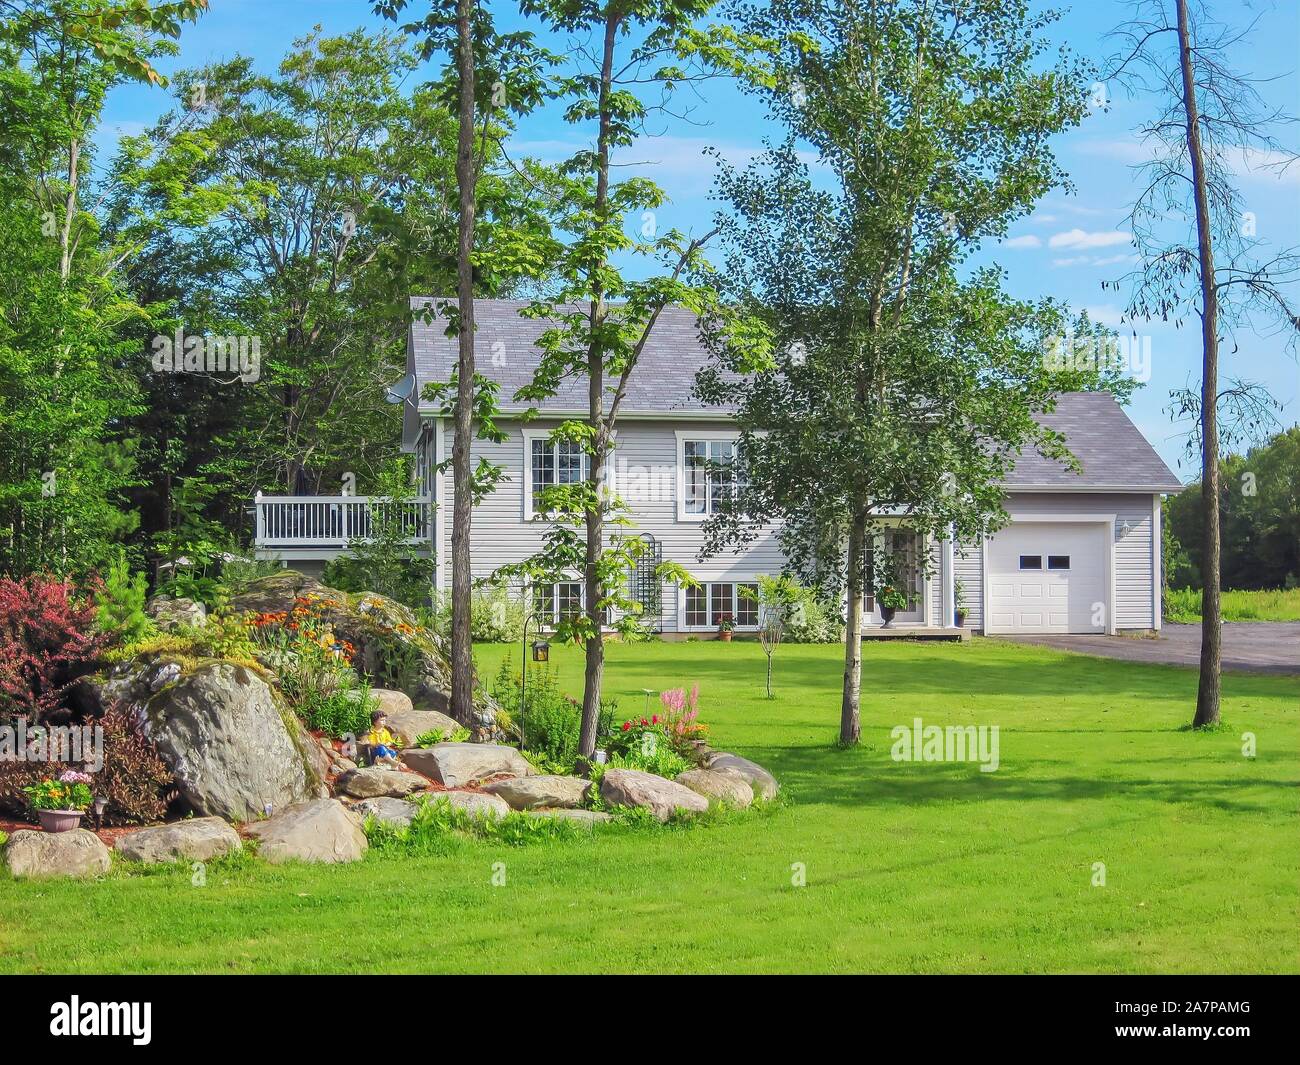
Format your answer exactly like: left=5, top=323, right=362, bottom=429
left=941, top=526, right=956, bottom=628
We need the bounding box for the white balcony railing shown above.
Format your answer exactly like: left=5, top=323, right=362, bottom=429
left=254, top=495, right=431, bottom=548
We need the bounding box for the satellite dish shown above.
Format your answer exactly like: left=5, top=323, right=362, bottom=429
left=384, top=373, right=416, bottom=405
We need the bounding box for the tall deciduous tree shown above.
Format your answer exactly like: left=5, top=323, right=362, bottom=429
left=510, top=0, right=769, bottom=760
left=699, top=0, right=1093, bottom=744
left=378, top=0, right=554, bottom=727
left=1109, top=0, right=1300, bottom=727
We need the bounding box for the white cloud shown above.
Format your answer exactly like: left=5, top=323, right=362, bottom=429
left=1082, top=304, right=1126, bottom=326
left=1075, top=138, right=1300, bottom=185
left=1003, top=234, right=1041, bottom=248
left=1048, top=228, right=1133, bottom=250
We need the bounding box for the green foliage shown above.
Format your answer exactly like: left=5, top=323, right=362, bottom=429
left=490, top=659, right=616, bottom=770
left=95, top=551, right=154, bottom=645
left=1163, top=428, right=1300, bottom=591
left=365, top=795, right=585, bottom=855
left=784, top=592, right=844, bottom=643
left=23, top=774, right=94, bottom=812
left=299, top=685, right=374, bottom=740
left=415, top=726, right=469, bottom=747
left=1164, top=587, right=1300, bottom=624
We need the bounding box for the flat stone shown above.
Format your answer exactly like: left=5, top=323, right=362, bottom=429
left=400, top=742, right=534, bottom=788
left=385, top=707, right=460, bottom=746
left=336, top=766, right=426, bottom=799
left=598, top=768, right=709, bottom=821
left=4, top=829, right=111, bottom=878
left=352, top=797, right=419, bottom=831
left=702, top=752, right=779, bottom=801
left=114, top=817, right=242, bottom=864
left=677, top=767, right=754, bottom=808
left=483, top=774, right=591, bottom=810
left=527, top=808, right=612, bottom=827
left=246, top=799, right=367, bottom=864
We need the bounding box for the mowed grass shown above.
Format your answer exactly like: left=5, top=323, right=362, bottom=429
left=1165, top=586, right=1300, bottom=622
left=1, top=638, right=1297, bottom=974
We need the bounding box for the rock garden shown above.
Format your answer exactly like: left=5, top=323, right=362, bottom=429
left=0, top=571, right=780, bottom=880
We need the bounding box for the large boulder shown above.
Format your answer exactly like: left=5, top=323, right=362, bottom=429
left=226, top=573, right=500, bottom=740
left=677, top=767, right=754, bottom=808
left=702, top=753, right=779, bottom=801
left=483, top=775, right=590, bottom=811
left=434, top=791, right=511, bottom=821
left=246, top=799, right=367, bottom=864
left=4, top=829, right=111, bottom=878
left=599, top=768, right=709, bottom=821
left=114, top=817, right=242, bottom=864
left=385, top=707, right=460, bottom=746
left=145, top=594, right=207, bottom=631
left=400, top=743, right=534, bottom=788
left=335, top=766, right=426, bottom=800
left=121, top=660, right=316, bottom=822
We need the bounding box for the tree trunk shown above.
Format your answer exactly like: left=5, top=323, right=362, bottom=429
left=1177, top=0, right=1221, bottom=728
left=840, top=508, right=867, bottom=745
left=576, top=14, right=620, bottom=761
left=449, top=0, right=478, bottom=727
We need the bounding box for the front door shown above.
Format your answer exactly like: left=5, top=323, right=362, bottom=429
left=866, top=528, right=925, bottom=625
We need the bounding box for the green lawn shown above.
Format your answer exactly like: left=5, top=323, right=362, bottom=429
left=2, top=638, right=1297, bottom=974
left=1165, top=586, right=1300, bottom=622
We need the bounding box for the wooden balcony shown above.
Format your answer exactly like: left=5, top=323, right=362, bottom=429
left=253, top=494, right=431, bottom=553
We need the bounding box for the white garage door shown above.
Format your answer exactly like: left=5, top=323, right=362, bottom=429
left=986, top=523, right=1107, bottom=634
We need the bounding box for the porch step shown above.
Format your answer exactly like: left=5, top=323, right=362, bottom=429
left=861, top=627, right=970, bottom=642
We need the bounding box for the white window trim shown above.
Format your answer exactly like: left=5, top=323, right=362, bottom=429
left=678, top=579, right=761, bottom=632
left=675, top=429, right=742, bottom=523
left=521, top=428, right=616, bottom=521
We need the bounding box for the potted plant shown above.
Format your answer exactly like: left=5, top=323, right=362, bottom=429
left=24, top=771, right=95, bottom=833
left=954, top=580, right=967, bottom=627
left=876, top=585, right=909, bottom=628
left=716, top=613, right=735, bottom=642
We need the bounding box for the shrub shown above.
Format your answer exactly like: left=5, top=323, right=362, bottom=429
left=490, top=659, right=615, bottom=770
left=0, top=575, right=112, bottom=721
left=785, top=594, right=845, bottom=643
left=427, top=587, right=526, bottom=643
left=95, top=705, right=173, bottom=825
left=299, top=684, right=374, bottom=739
left=94, top=552, right=154, bottom=645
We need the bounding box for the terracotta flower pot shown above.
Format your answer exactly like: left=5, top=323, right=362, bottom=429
left=718, top=630, right=733, bottom=642
left=37, top=808, right=85, bottom=833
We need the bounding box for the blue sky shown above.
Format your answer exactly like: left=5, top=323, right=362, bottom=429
left=99, top=0, right=1300, bottom=476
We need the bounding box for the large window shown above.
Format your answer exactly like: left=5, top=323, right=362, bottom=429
left=686, top=581, right=759, bottom=628
left=681, top=437, right=745, bottom=518
left=528, top=436, right=589, bottom=515
left=533, top=582, right=583, bottom=626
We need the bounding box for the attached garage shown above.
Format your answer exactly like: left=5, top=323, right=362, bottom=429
left=986, top=521, right=1110, bottom=634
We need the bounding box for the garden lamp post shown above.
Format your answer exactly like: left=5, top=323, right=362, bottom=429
left=520, top=610, right=549, bottom=750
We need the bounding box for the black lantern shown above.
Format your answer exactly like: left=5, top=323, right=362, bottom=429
left=93, top=795, right=107, bottom=828
left=531, top=640, right=550, bottom=663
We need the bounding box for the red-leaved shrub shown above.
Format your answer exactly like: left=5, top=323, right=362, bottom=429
left=0, top=704, right=173, bottom=825
left=0, top=574, right=111, bottom=722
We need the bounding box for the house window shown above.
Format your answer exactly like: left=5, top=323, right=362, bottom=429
left=533, top=582, right=610, bottom=627
left=1019, top=555, right=1042, bottom=570
left=682, top=438, right=744, bottom=516
left=530, top=437, right=589, bottom=515
left=687, top=581, right=760, bottom=628
left=533, top=582, right=583, bottom=625
left=1048, top=555, right=1071, bottom=570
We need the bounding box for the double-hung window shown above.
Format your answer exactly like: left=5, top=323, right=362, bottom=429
left=527, top=435, right=589, bottom=516
left=685, top=581, right=759, bottom=628
left=679, top=435, right=745, bottom=519
left=533, top=582, right=584, bottom=626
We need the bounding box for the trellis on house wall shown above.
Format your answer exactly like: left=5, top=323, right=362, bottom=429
left=628, top=533, right=662, bottom=622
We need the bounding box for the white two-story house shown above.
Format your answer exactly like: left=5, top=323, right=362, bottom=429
left=254, top=297, right=1185, bottom=637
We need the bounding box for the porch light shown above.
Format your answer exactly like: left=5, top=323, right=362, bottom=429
left=531, top=640, right=550, bottom=663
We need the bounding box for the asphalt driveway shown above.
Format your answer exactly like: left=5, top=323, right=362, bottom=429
left=999, top=622, right=1300, bottom=674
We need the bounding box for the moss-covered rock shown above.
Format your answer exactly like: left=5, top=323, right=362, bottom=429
left=226, top=571, right=500, bottom=740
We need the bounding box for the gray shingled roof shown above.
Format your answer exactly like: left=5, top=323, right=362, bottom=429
left=409, top=296, right=735, bottom=416
left=409, top=297, right=1185, bottom=492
